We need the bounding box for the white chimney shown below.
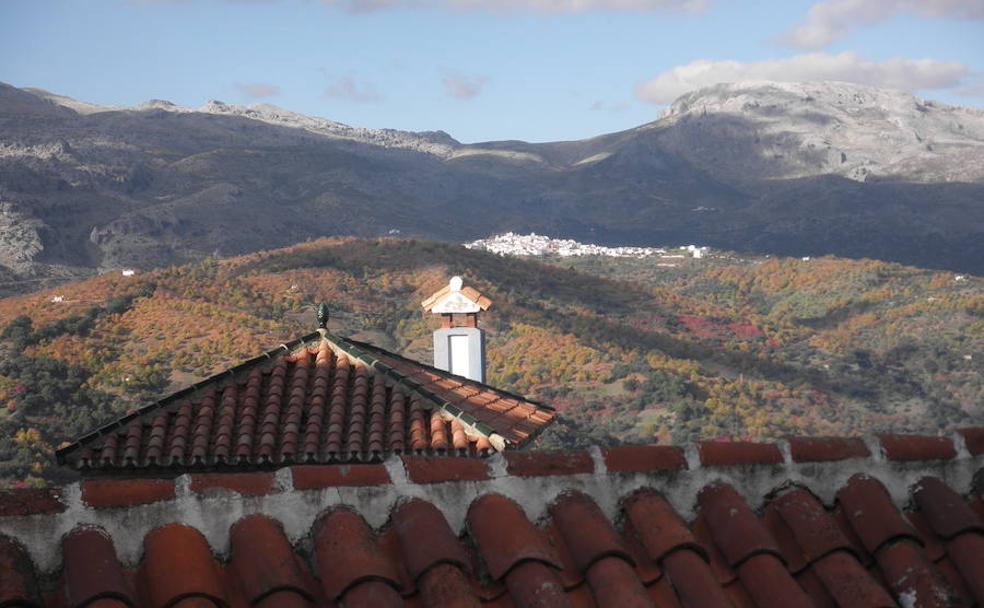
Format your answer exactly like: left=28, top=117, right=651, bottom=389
left=421, top=276, right=492, bottom=383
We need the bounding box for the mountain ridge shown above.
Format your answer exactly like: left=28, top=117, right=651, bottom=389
left=2, top=80, right=983, bottom=290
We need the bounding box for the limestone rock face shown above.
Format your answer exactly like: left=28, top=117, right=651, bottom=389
left=658, top=81, right=984, bottom=184
left=0, top=203, right=44, bottom=273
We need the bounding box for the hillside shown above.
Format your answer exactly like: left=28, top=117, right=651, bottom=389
left=1, top=80, right=983, bottom=292
left=0, top=237, right=981, bottom=487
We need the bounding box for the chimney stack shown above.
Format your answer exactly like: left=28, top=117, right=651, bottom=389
left=421, top=276, right=492, bottom=383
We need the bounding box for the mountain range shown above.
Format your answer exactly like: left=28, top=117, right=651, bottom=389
left=1, top=79, right=983, bottom=294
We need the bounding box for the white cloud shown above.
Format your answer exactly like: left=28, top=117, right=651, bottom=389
left=589, top=100, right=630, bottom=112
left=323, top=0, right=707, bottom=13
left=324, top=75, right=383, bottom=102
left=235, top=82, right=281, bottom=99
left=782, top=0, right=984, bottom=49
left=635, top=52, right=970, bottom=104
left=442, top=72, right=488, bottom=99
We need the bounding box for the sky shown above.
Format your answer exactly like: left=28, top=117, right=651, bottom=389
left=1, top=0, right=982, bottom=143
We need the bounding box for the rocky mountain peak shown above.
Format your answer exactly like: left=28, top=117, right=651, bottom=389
left=655, top=80, right=984, bottom=183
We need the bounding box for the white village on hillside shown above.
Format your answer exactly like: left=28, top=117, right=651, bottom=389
left=465, top=232, right=709, bottom=260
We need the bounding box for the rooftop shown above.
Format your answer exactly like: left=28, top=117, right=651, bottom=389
left=55, top=330, right=555, bottom=472
left=3, top=429, right=984, bottom=607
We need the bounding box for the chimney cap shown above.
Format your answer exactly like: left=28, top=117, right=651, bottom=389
left=422, top=277, right=492, bottom=313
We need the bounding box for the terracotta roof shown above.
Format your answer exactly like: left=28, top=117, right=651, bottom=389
left=5, top=430, right=984, bottom=607
left=55, top=330, right=554, bottom=471
left=420, top=283, right=492, bottom=312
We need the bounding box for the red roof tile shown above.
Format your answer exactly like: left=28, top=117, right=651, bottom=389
left=501, top=560, right=568, bottom=608
left=958, top=427, right=984, bottom=456
left=62, top=528, right=131, bottom=607
left=291, top=463, right=390, bottom=489
left=4, top=431, right=984, bottom=607
left=416, top=562, right=480, bottom=608
left=402, top=455, right=490, bottom=484
left=315, top=508, right=402, bottom=601
left=0, top=535, right=40, bottom=606
left=141, top=524, right=227, bottom=607
left=912, top=476, right=984, bottom=539
left=582, top=556, right=652, bottom=608
left=807, top=550, right=896, bottom=608
left=698, top=483, right=782, bottom=567
left=601, top=444, right=685, bottom=473
left=735, top=553, right=814, bottom=608
left=787, top=436, right=870, bottom=463
left=661, top=549, right=732, bottom=607
left=549, top=490, right=632, bottom=572
left=0, top=487, right=65, bottom=517
left=837, top=474, right=921, bottom=554
left=623, top=489, right=701, bottom=562
left=57, top=331, right=554, bottom=471
left=698, top=440, right=783, bottom=466
left=874, top=539, right=959, bottom=607
left=764, top=488, right=853, bottom=568
left=188, top=472, right=275, bottom=496
left=81, top=478, right=175, bottom=509
left=877, top=434, right=957, bottom=462
left=230, top=515, right=313, bottom=605
left=504, top=450, right=593, bottom=477
left=393, top=498, right=470, bottom=583
left=468, top=494, right=563, bottom=580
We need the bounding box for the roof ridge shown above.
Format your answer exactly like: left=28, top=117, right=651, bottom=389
left=323, top=333, right=510, bottom=450
left=55, top=330, right=326, bottom=464
left=343, top=337, right=553, bottom=411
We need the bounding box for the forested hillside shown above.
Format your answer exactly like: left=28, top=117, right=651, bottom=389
left=0, top=238, right=981, bottom=486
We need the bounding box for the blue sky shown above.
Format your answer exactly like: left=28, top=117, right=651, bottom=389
left=1, top=0, right=982, bottom=143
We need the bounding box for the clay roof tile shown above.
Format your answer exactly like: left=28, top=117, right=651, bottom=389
left=467, top=494, right=563, bottom=580
left=230, top=515, right=313, bottom=604
left=393, top=498, right=471, bottom=581
left=911, top=476, right=984, bottom=540
left=810, top=550, right=896, bottom=607
left=734, top=553, right=814, bottom=608
left=0, top=534, right=41, bottom=606
left=945, top=533, right=984, bottom=605
left=622, top=490, right=700, bottom=563
left=696, top=483, right=782, bottom=567
left=500, top=561, right=569, bottom=608
left=661, top=549, right=734, bottom=607
left=766, top=488, right=854, bottom=566
left=141, top=524, right=226, bottom=608
left=874, top=539, right=960, bottom=607
left=340, top=579, right=404, bottom=608
left=836, top=474, right=920, bottom=554
left=549, top=491, right=632, bottom=573
left=583, top=556, right=653, bottom=608
left=416, top=562, right=482, bottom=608
left=314, top=508, right=401, bottom=600
left=62, top=527, right=132, bottom=607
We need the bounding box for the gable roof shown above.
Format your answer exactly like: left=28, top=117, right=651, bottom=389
left=55, top=330, right=554, bottom=472
left=420, top=280, right=492, bottom=313
left=3, top=430, right=984, bottom=607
